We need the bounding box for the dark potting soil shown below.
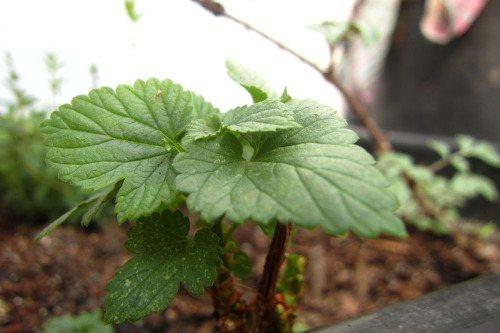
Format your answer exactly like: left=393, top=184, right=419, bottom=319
left=1, top=217, right=499, bottom=333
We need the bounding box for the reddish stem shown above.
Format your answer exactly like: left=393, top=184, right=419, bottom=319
left=252, top=222, right=293, bottom=332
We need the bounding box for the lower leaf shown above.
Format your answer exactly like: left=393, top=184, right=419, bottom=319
left=104, top=210, right=222, bottom=324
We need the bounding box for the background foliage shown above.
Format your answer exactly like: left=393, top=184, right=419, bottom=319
left=0, top=53, right=100, bottom=223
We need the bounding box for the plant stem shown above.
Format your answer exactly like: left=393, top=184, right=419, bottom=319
left=225, top=12, right=322, bottom=74
left=428, top=152, right=465, bottom=173
left=254, top=221, right=293, bottom=331
left=164, top=136, right=185, bottom=152
left=222, top=223, right=239, bottom=244
left=427, top=159, right=448, bottom=173
left=209, top=218, right=249, bottom=332
left=250, top=144, right=261, bottom=161
left=403, top=173, right=451, bottom=227
left=324, top=70, right=392, bottom=151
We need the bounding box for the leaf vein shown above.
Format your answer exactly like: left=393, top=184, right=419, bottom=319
left=242, top=164, right=296, bottom=217
left=49, top=153, right=166, bottom=165
left=294, top=167, right=331, bottom=221
left=80, top=95, right=166, bottom=137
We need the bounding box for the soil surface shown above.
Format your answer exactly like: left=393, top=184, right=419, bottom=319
left=1, top=216, right=500, bottom=333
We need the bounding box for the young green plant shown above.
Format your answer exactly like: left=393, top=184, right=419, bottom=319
left=36, top=59, right=406, bottom=332
left=377, top=135, right=500, bottom=234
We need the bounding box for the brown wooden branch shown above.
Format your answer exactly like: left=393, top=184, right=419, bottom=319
left=324, top=70, right=392, bottom=151
left=224, top=12, right=323, bottom=74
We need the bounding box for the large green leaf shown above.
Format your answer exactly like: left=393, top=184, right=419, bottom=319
left=104, top=210, right=222, bottom=324
left=174, top=99, right=406, bottom=237
left=41, top=78, right=193, bottom=222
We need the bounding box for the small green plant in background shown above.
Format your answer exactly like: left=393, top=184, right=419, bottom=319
left=3, top=52, right=36, bottom=116
left=377, top=135, right=500, bottom=234
left=38, top=309, right=113, bottom=333
left=0, top=110, right=88, bottom=222
left=0, top=53, right=97, bottom=223
left=308, top=19, right=378, bottom=48
left=44, top=52, right=65, bottom=108
left=36, top=58, right=406, bottom=332
left=89, top=64, right=99, bottom=90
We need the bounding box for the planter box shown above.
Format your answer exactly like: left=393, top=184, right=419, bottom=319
left=306, top=272, right=500, bottom=333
